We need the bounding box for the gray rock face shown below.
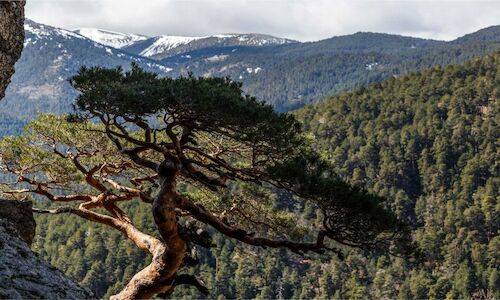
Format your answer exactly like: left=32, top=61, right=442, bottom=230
left=0, top=199, right=36, bottom=245
left=0, top=200, right=94, bottom=299
left=0, top=0, right=25, bottom=100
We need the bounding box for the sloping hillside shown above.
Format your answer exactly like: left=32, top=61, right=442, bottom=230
left=180, top=30, right=500, bottom=111
left=296, top=52, right=499, bottom=299
left=75, top=24, right=500, bottom=111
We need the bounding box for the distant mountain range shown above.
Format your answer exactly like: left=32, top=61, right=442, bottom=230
left=1, top=20, right=500, bottom=136
left=73, top=27, right=296, bottom=60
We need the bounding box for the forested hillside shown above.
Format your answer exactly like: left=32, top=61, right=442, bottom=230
left=30, top=52, right=499, bottom=299
left=296, top=51, right=500, bottom=299
left=161, top=27, right=500, bottom=111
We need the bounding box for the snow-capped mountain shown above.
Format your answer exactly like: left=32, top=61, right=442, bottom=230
left=22, top=20, right=171, bottom=73
left=71, top=27, right=296, bottom=60
left=138, top=35, right=205, bottom=57
left=129, top=33, right=297, bottom=60
left=69, top=28, right=295, bottom=60
left=73, top=28, right=148, bottom=49
left=24, top=21, right=86, bottom=45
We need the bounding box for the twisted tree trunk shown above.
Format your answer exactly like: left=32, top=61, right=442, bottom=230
left=111, top=159, right=187, bottom=299
left=0, top=0, right=25, bottom=100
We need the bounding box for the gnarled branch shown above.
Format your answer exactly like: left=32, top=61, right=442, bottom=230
left=177, top=194, right=341, bottom=255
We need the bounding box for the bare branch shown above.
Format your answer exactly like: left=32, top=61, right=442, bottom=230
left=14, top=176, right=94, bottom=202
left=33, top=206, right=162, bottom=254
left=101, top=177, right=154, bottom=204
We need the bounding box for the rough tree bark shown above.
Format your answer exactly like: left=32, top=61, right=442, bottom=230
left=111, top=159, right=187, bottom=299
left=0, top=0, right=25, bottom=100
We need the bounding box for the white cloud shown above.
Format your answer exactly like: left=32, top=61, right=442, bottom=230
left=26, top=0, right=500, bottom=41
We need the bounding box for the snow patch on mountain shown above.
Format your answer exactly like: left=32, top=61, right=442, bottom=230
left=212, top=34, right=237, bottom=39
left=365, top=62, right=380, bottom=70
left=25, top=22, right=83, bottom=41
left=208, top=33, right=294, bottom=46
left=246, top=67, right=262, bottom=73
left=225, top=34, right=294, bottom=46
left=206, top=55, right=229, bottom=62
left=73, top=28, right=148, bottom=49
left=140, top=36, right=204, bottom=57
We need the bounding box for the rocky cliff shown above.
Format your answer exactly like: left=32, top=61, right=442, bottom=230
left=0, top=199, right=94, bottom=299
left=0, top=0, right=25, bottom=100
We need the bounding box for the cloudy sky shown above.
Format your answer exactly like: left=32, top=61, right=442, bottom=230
left=26, top=0, right=500, bottom=42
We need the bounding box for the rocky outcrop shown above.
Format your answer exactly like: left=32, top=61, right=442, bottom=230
left=0, top=0, right=25, bottom=100
left=0, top=199, right=36, bottom=245
left=0, top=200, right=94, bottom=299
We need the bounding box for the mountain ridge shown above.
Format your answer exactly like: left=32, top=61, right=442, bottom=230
left=69, top=23, right=297, bottom=60
left=71, top=24, right=500, bottom=60
left=73, top=27, right=148, bottom=49
left=452, top=25, right=500, bottom=44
